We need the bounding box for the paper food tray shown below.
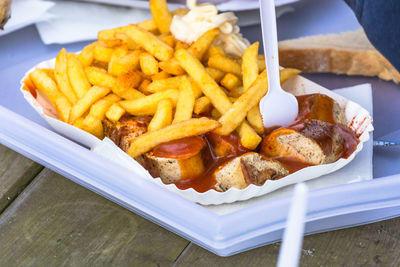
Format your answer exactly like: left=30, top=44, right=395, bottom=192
left=21, top=58, right=373, bottom=205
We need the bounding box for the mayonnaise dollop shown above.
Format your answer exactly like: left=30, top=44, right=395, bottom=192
left=170, top=0, right=250, bottom=57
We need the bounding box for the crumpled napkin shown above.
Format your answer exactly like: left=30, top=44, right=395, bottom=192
left=35, top=0, right=296, bottom=44
left=0, top=0, right=53, bottom=37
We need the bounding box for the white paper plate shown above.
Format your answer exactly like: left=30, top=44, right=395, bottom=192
left=21, top=58, right=373, bottom=205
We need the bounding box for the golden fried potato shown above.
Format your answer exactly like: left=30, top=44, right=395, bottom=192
left=220, top=73, right=241, bottom=91
left=125, top=24, right=173, bottom=61
left=214, top=71, right=268, bottom=135
left=149, top=0, right=172, bottom=34
left=151, top=70, right=170, bottom=80
left=139, top=52, right=159, bottom=76
left=193, top=96, right=212, bottom=115
left=93, top=46, right=114, bottom=63
left=70, top=86, right=111, bottom=123
left=68, top=53, right=91, bottom=99
left=119, top=89, right=179, bottom=115
left=188, top=28, right=220, bottom=60
left=173, top=77, right=195, bottom=123
left=55, top=48, right=77, bottom=104
left=158, top=34, right=175, bottom=48
left=242, top=42, right=264, bottom=134
left=148, top=98, right=173, bottom=131
left=159, top=58, right=185, bottom=75
left=208, top=54, right=242, bottom=76
left=105, top=103, right=126, bottom=122
left=78, top=44, right=95, bottom=67
left=85, top=66, right=117, bottom=91
left=280, top=68, right=301, bottom=84
left=146, top=76, right=184, bottom=93
left=127, top=117, right=220, bottom=158
left=205, top=67, right=224, bottom=83
left=30, top=69, right=71, bottom=122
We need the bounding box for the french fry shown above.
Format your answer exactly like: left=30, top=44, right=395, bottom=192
left=73, top=117, right=85, bottom=129
left=258, top=55, right=266, bottom=71
left=82, top=115, right=104, bottom=139
left=193, top=96, right=212, bottom=115
left=114, top=32, right=140, bottom=50
left=105, top=103, right=126, bottom=122
left=30, top=69, right=71, bottom=122
left=69, top=86, right=111, bottom=123
left=242, top=42, right=259, bottom=90
left=82, top=94, right=120, bottom=138
left=139, top=52, right=159, bottom=76
left=148, top=99, right=173, bottom=131
left=175, top=41, right=189, bottom=50
left=173, top=77, right=195, bottom=123
left=138, top=79, right=152, bottom=94
left=242, top=42, right=264, bottom=134
left=99, top=39, right=125, bottom=48
left=280, top=68, right=301, bottom=84
left=159, top=58, right=185, bottom=75
left=86, top=94, right=120, bottom=120
left=116, top=70, right=142, bottom=90
left=120, top=88, right=145, bottom=100
left=228, top=86, right=244, bottom=98
left=119, top=89, right=179, bottom=115
left=205, top=67, right=224, bottom=82
left=54, top=48, right=77, bottom=104
left=208, top=54, right=242, bottom=76
left=214, top=71, right=268, bottom=135
left=78, top=44, right=94, bottom=67
left=204, top=45, right=225, bottom=62
left=93, top=46, right=115, bottom=63
left=127, top=117, right=220, bottom=158
left=211, top=108, right=221, bottom=119
left=137, top=8, right=188, bottom=33
left=188, top=28, right=220, bottom=60
left=190, top=81, right=203, bottom=99
left=98, top=25, right=129, bottom=41
left=42, top=69, right=56, bottom=81
left=237, top=123, right=262, bottom=150
left=151, top=70, right=170, bottom=80
left=68, top=53, right=92, bottom=99
left=85, top=66, right=117, bottom=91
left=146, top=76, right=184, bottom=93
left=98, top=9, right=188, bottom=41
left=108, top=50, right=141, bottom=76
left=125, top=24, right=173, bottom=61
left=158, top=34, right=175, bottom=48
left=220, top=73, right=241, bottom=91
left=149, top=0, right=172, bottom=34
left=175, top=49, right=232, bottom=113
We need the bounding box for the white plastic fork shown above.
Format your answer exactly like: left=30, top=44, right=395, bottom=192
left=259, top=0, right=298, bottom=127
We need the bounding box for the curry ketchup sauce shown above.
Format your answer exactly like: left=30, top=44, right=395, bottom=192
left=172, top=132, right=249, bottom=192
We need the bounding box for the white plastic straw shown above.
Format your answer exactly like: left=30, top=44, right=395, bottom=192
left=277, top=183, right=308, bottom=267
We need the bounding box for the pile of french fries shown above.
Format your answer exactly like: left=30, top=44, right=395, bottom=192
left=27, top=0, right=300, bottom=158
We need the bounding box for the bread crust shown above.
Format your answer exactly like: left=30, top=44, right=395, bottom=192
left=279, top=44, right=400, bottom=84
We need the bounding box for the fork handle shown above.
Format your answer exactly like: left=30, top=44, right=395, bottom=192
left=260, top=0, right=281, bottom=90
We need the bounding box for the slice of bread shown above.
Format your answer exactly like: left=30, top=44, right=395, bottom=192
left=278, top=29, right=400, bottom=84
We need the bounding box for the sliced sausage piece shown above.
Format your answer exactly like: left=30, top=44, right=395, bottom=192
left=206, top=132, right=249, bottom=158
left=142, top=136, right=207, bottom=184
left=261, top=119, right=348, bottom=165
left=103, top=115, right=150, bottom=152
left=214, top=152, right=289, bottom=192
left=296, top=94, right=346, bottom=125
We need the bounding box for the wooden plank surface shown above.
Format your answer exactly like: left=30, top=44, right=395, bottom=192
left=175, top=218, right=400, bottom=266
left=0, top=168, right=189, bottom=266
left=0, top=145, right=43, bottom=213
